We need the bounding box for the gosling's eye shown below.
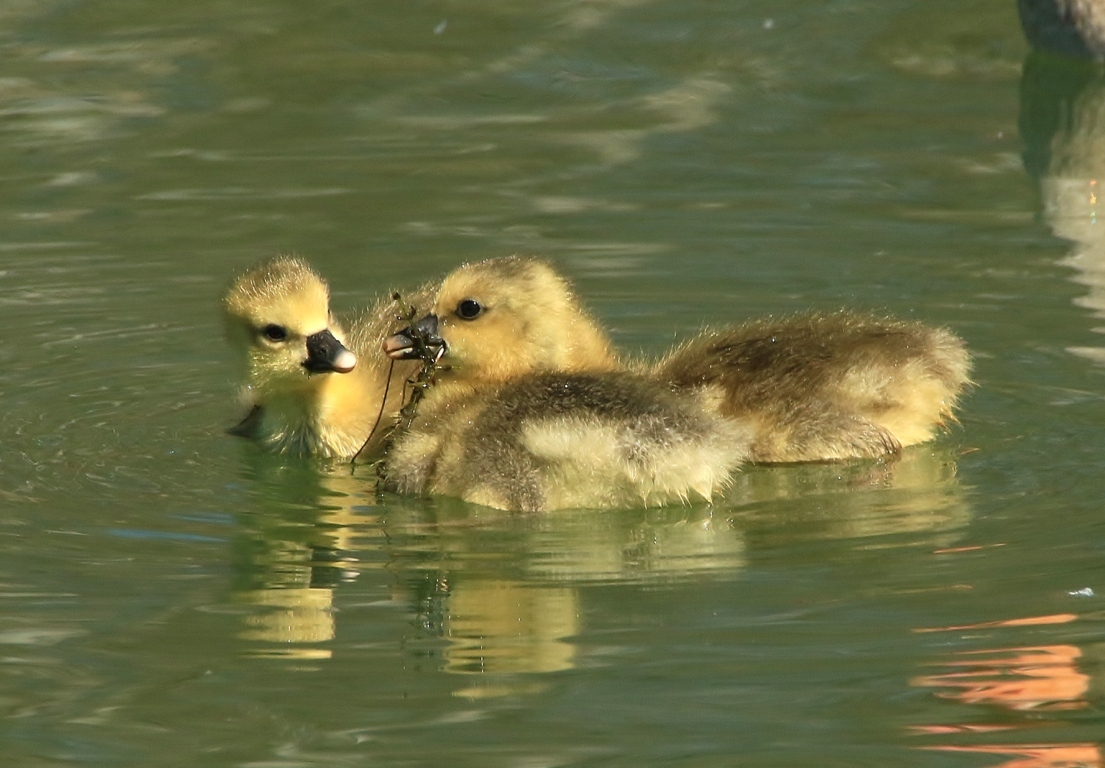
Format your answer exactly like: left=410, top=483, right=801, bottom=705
left=456, top=298, right=483, bottom=320
left=261, top=324, right=288, bottom=342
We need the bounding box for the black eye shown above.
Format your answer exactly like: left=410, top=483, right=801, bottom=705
left=261, top=324, right=288, bottom=341
left=456, top=299, right=483, bottom=320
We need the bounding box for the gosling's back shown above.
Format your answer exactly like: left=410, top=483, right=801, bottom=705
left=381, top=371, right=751, bottom=513
left=656, top=311, right=971, bottom=463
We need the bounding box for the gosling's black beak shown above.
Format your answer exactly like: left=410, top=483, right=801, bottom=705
left=302, top=329, right=357, bottom=374
left=382, top=314, right=444, bottom=360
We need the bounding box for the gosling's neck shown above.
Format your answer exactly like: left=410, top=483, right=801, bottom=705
left=251, top=365, right=393, bottom=459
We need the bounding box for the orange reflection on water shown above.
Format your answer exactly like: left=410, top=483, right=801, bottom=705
left=914, top=613, right=1078, bottom=634
left=912, top=645, right=1090, bottom=712
left=910, top=724, right=1021, bottom=735
left=922, top=743, right=1102, bottom=768
left=911, top=613, right=1099, bottom=768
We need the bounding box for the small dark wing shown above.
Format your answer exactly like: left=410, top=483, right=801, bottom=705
left=227, top=405, right=263, bottom=438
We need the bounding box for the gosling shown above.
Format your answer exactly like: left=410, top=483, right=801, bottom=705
left=380, top=257, right=749, bottom=512
left=385, top=256, right=971, bottom=468
left=223, top=255, right=433, bottom=458
left=655, top=312, right=972, bottom=463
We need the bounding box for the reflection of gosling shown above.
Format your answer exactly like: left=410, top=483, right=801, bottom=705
left=381, top=257, right=750, bottom=512
left=444, top=581, right=579, bottom=676
left=655, top=312, right=971, bottom=463
left=223, top=256, right=433, bottom=458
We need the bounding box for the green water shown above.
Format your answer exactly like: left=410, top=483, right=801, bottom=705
left=2, top=0, right=1104, bottom=765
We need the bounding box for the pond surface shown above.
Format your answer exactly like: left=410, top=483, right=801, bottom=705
left=2, top=0, right=1104, bottom=766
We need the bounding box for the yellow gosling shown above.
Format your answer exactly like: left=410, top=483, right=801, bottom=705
left=380, top=256, right=748, bottom=511
left=390, top=255, right=620, bottom=385
left=654, top=311, right=972, bottom=463
left=377, top=257, right=972, bottom=507
left=223, top=255, right=434, bottom=458
left=385, top=258, right=971, bottom=467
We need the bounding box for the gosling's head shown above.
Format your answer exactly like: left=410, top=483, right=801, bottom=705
left=223, top=256, right=357, bottom=398
left=383, top=256, right=615, bottom=383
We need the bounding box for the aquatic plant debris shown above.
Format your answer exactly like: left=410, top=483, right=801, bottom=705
left=389, top=292, right=445, bottom=426
left=351, top=291, right=442, bottom=468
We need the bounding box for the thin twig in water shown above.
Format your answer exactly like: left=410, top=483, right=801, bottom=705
left=351, top=357, right=395, bottom=467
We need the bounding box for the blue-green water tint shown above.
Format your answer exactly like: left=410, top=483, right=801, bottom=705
left=2, top=0, right=1104, bottom=765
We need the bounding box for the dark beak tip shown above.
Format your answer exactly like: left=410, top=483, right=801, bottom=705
left=383, top=314, right=443, bottom=360
left=303, top=329, right=357, bottom=373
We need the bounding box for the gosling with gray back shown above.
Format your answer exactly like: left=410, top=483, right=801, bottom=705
left=380, top=256, right=751, bottom=512
left=654, top=312, right=971, bottom=463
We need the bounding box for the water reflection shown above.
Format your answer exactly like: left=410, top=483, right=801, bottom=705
left=1020, top=51, right=1105, bottom=363
left=910, top=610, right=1102, bottom=766
left=926, top=744, right=1102, bottom=768
left=439, top=581, right=579, bottom=676
left=734, top=448, right=970, bottom=550
left=915, top=644, right=1089, bottom=712
left=232, top=461, right=370, bottom=661
left=232, top=444, right=969, bottom=697
left=381, top=499, right=749, bottom=697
